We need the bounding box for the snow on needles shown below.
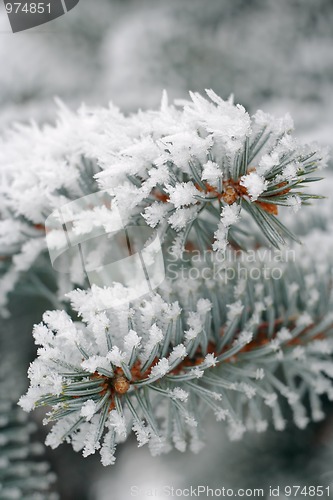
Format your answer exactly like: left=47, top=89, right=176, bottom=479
left=0, top=90, right=327, bottom=314
left=18, top=252, right=333, bottom=465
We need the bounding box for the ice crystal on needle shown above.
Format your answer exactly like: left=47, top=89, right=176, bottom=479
left=1, top=88, right=331, bottom=467
left=0, top=360, right=58, bottom=498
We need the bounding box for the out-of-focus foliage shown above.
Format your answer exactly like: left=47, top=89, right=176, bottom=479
left=0, top=360, right=58, bottom=499
left=1, top=0, right=333, bottom=144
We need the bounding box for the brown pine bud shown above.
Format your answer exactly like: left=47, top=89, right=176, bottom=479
left=113, top=376, right=130, bottom=394
left=222, top=186, right=238, bottom=204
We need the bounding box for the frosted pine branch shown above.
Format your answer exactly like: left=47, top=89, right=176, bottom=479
left=19, top=253, right=333, bottom=465
left=1, top=89, right=332, bottom=468
left=0, top=90, right=328, bottom=314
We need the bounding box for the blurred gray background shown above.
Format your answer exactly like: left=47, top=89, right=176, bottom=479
left=1, top=0, right=333, bottom=144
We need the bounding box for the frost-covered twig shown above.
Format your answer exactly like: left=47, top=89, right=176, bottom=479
left=0, top=91, right=327, bottom=315
left=19, top=252, right=333, bottom=465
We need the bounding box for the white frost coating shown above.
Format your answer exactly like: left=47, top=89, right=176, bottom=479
left=166, top=182, right=201, bottom=208
left=81, top=400, right=97, bottom=421
left=149, top=358, right=170, bottom=378
left=201, top=160, right=222, bottom=187
left=213, top=203, right=240, bottom=252
left=0, top=89, right=327, bottom=315
left=240, top=172, right=268, bottom=201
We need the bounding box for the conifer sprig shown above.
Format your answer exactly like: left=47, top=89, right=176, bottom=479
left=0, top=91, right=328, bottom=314
left=19, top=253, right=333, bottom=465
